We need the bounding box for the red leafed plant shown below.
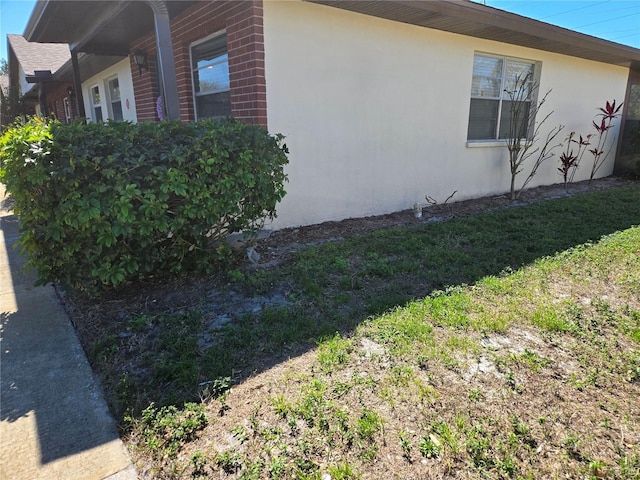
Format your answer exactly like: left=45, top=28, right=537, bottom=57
left=588, top=100, right=623, bottom=182
left=558, top=132, right=591, bottom=190
left=600, top=100, right=624, bottom=120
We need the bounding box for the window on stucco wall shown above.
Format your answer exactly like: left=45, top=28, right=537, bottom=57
left=467, top=53, right=539, bottom=141
left=191, top=32, right=231, bottom=120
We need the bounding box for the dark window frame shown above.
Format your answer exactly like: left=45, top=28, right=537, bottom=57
left=190, top=31, right=231, bottom=120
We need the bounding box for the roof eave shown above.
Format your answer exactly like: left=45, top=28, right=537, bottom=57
left=51, top=53, right=128, bottom=83
left=24, top=0, right=51, bottom=42
left=309, top=0, right=640, bottom=68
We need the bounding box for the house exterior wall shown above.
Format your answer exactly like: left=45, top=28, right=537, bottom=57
left=18, top=64, right=31, bottom=98
left=130, top=37, right=159, bottom=122
left=130, top=0, right=266, bottom=126
left=262, top=0, right=629, bottom=229
left=46, top=82, right=77, bottom=122
left=81, top=58, right=137, bottom=123
left=10, top=58, right=37, bottom=117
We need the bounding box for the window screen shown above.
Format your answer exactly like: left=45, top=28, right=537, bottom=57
left=191, top=34, right=231, bottom=119
left=108, top=77, right=123, bottom=121
left=91, top=86, right=103, bottom=122
left=467, top=54, right=536, bottom=141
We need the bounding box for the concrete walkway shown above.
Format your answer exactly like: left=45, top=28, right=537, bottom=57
left=0, top=186, right=137, bottom=480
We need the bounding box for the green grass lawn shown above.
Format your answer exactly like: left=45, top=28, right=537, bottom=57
left=78, top=185, right=640, bottom=479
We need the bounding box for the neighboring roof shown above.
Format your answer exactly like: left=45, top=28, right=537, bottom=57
left=311, top=0, right=640, bottom=68
left=7, top=34, right=70, bottom=76
left=6, top=33, right=124, bottom=86
left=0, top=75, right=8, bottom=92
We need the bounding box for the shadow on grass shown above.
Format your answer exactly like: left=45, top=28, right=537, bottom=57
left=88, top=185, right=640, bottom=417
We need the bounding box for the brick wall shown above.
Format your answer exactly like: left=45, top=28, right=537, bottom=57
left=130, top=0, right=267, bottom=127
left=130, top=44, right=160, bottom=122
left=45, top=82, right=77, bottom=122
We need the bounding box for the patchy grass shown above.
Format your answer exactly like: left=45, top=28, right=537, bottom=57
left=70, top=185, right=640, bottom=479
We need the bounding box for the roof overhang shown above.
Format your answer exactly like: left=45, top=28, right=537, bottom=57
left=25, top=70, right=54, bottom=83
left=53, top=54, right=127, bottom=83
left=25, top=0, right=195, bottom=54
left=23, top=0, right=640, bottom=70
left=309, top=0, right=640, bottom=69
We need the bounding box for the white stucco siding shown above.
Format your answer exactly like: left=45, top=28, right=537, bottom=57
left=468, top=42, right=628, bottom=184
left=262, top=0, right=629, bottom=229
left=81, top=58, right=137, bottom=123
left=19, top=65, right=33, bottom=96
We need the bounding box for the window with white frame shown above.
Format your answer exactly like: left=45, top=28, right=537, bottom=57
left=191, top=32, right=231, bottom=119
left=467, top=54, right=538, bottom=141
left=107, top=77, right=123, bottom=121
left=63, top=97, right=72, bottom=124
left=90, top=85, right=103, bottom=122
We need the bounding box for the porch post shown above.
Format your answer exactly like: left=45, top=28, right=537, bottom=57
left=146, top=0, right=180, bottom=121
left=38, top=82, right=47, bottom=116
left=70, top=50, right=86, bottom=119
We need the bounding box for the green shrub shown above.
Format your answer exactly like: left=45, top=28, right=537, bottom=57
left=0, top=117, right=288, bottom=293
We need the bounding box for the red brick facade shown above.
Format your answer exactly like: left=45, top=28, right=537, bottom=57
left=130, top=0, right=267, bottom=127
left=45, top=82, right=78, bottom=123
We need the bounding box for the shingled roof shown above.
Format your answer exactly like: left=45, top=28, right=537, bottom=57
left=7, top=34, right=70, bottom=76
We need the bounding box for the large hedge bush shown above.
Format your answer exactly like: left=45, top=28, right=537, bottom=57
left=0, top=117, right=288, bottom=293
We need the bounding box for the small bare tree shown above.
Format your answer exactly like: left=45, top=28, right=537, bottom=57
left=503, top=73, right=564, bottom=200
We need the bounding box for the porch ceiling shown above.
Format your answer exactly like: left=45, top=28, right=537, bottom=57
left=53, top=54, right=127, bottom=83
left=310, top=0, right=640, bottom=68
left=25, top=0, right=195, bottom=54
